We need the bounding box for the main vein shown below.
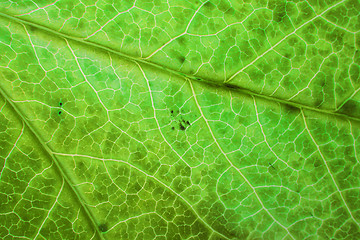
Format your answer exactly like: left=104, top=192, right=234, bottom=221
left=0, top=11, right=358, bottom=123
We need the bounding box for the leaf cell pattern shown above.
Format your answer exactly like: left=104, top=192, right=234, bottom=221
left=0, top=0, right=359, bottom=239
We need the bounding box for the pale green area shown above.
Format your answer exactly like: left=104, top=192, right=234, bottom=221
left=0, top=0, right=359, bottom=239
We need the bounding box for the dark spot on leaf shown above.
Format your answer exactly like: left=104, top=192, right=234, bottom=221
left=284, top=103, right=298, bottom=113
left=58, top=111, right=62, bottom=115
left=171, top=110, right=174, bottom=114
left=186, top=120, right=191, bottom=126
left=59, top=102, right=63, bottom=107
left=98, top=223, right=108, bottom=232
left=283, top=52, right=292, bottom=59
left=179, top=123, right=186, bottom=131
left=314, top=159, right=321, bottom=168
left=269, top=162, right=276, bottom=170
left=28, top=25, right=37, bottom=33
left=171, top=127, right=175, bottom=130
left=224, top=82, right=242, bottom=90
left=178, top=55, right=186, bottom=64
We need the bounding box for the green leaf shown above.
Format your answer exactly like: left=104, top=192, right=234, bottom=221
left=0, top=0, right=359, bottom=239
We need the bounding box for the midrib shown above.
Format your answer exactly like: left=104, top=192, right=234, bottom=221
left=0, top=10, right=359, bottom=124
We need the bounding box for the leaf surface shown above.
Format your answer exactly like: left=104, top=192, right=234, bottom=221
left=0, top=0, right=360, bottom=239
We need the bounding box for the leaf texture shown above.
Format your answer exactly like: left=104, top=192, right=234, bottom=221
left=0, top=0, right=359, bottom=239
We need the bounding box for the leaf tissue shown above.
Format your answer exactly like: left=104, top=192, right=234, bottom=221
left=0, top=0, right=359, bottom=239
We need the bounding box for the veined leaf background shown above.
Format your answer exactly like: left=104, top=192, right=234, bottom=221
left=0, top=0, right=359, bottom=239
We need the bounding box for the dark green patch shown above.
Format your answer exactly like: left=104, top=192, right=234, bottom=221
left=204, top=1, right=215, bottom=9
left=238, top=116, right=252, bottom=127
left=177, top=36, right=187, bottom=46
left=314, top=99, right=324, bottom=108
left=338, top=100, right=359, bottom=115
left=283, top=52, right=292, bottom=59
left=350, top=63, right=360, bottom=85
left=132, top=182, right=142, bottom=192
left=28, top=25, right=37, bottom=33
left=317, top=79, right=326, bottom=88
left=218, top=0, right=231, bottom=12
left=273, top=3, right=287, bottom=23
left=268, top=1, right=276, bottom=10
left=131, top=151, right=146, bottom=160
left=178, top=55, right=186, bottom=64
left=344, top=146, right=354, bottom=156
left=98, top=223, right=108, bottom=232
left=225, top=7, right=235, bottom=16
left=1, top=68, right=17, bottom=81
left=314, top=161, right=320, bottom=168
left=283, top=103, right=298, bottom=113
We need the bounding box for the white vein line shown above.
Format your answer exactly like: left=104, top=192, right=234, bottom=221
left=306, top=0, right=357, bottom=34
left=23, top=24, right=48, bottom=73
left=188, top=80, right=295, bottom=239
left=184, top=1, right=206, bottom=33
left=348, top=119, right=359, bottom=164
left=89, top=231, right=97, bottom=240
left=287, top=54, right=329, bottom=102
left=301, top=109, right=360, bottom=227
left=51, top=151, right=229, bottom=239
left=84, top=5, right=136, bottom=40
left=335, top=86, right=360, bottom=111
left=0, top=121, right=24, bottom=181
left=319, top=16, right=358, bottom=34
left=135, top=62, right=191, bottom=168
left=65, top=39, right=109, bottom=119
left=226, top=0, right=346, bottom=83
left=54, top=41, right=152, bottom=162
left=34, top=178, right=65, bottom=240
left=187, top=7, right=269, bottom=38
left=102, top=160, right=127, bottom=196
left=108, top=212, right=159, bottom=232
left=253, top=97, right=297, bottom=172
left=14, top=1, right=59, bottom=17
left=144, top=1, right=207, bottom=59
